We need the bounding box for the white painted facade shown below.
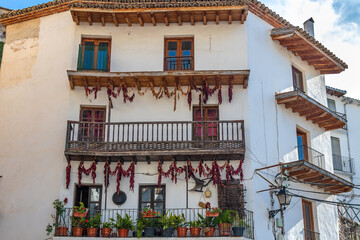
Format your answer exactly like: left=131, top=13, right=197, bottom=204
left=0, top=5, right=349, bottom=240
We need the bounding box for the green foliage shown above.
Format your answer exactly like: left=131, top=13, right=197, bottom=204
left=173, top=214, right=187, bottom=228
left=218, top=209, right=234, bottom=224
left=232, top=212, right=250, bottom=228
left=73, top=202, right=87, bottom=214
left=110, top=214, right=135, bottom=230
left=46, top=199, right=68, bottom=235
left=198, top=214, right=217, bottom=227
left=86, top=213, right=102, bottom=228
left=71, top=216, right=86, bottom=228
left=159, top=212, right=177, bottom=229
left=188, top=219, right=202, bottom=228
left=101, top=221, right=114, bottom=229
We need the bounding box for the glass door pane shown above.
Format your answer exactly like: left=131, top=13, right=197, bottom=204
left=181, top=40, right=192, bottom=70
left=167, top=41, right=178, bottom=70
left=83, top=41, right=95, bottom=70
left=97, top=42, right=109, bottom=71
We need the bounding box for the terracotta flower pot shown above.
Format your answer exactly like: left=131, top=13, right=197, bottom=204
left=205, top=211, right=219, bottom=217
left=203, top=227, right=215, bottom=237
left=118, top=229, right=129, bottom=237
left=72, top=227, right=83, bottom=237
left=101, top=228, right=112, bottom=237
left=219, top=223, right=232, bottom=236
left=73, top=211, right=87, bottom=218
left=190, top=227, right=201, bottom=237
left=87, top=228, right=98, bottom=237
left=176, top=227, right=188, bottom=237
left=55, top=227, right=68, bottom=236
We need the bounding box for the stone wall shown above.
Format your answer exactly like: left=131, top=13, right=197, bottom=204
left=339, top=216, right=360, bottom=240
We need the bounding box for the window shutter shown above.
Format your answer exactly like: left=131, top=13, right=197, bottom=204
left=217, top=179, right=245, bottom=216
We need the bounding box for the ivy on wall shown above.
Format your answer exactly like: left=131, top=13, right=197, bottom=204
left=0, top=41, right=4, bottom=66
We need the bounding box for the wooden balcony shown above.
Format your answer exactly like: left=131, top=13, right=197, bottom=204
left=65, top=120, right=245, bottom=162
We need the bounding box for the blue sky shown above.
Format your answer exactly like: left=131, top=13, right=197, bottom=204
left=1, top=0, right=360, bottom=97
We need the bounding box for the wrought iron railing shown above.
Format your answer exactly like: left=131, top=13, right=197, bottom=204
left=338, top=204, right=360, bottom=223
left=296, top=145, right=325, bottom=169
left=293, top=85, right=305, bottom=93
left=333, top=154, right=354, bottom=174
left=57, top=207, right=254, bottom=238
left=164, top=56, right=193, bottom=71
left=304, top=229, right=320, bottom=240
left=65, top=120, right=245, bottom=153
left=77, top=44, right=110, bottom=72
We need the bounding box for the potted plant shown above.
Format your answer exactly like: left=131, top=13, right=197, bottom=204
left=198, top=214, right=216, bottom=237
left=174, top=214, right=188, bottom=237
left=86, top=213, right=101, bottom=237
left=159, top=212, right=177, bottom=237
left=71, top=216, right=85, bottom=237
left=205, top=207, right=220, bottom=217
left=73, top=202, right=88, bottom=218
left=188, top=219, right=202, bottom=237
left=232, top=212, right=249, bottom=237
left=137, top=216, right=158, bottom=237
left=46, top=199, right=69, bottom=236
left=218, top=209, right=233, bottom=236
left=101, top=221, right=113, bottom=237
left=111, top=213, right=134, bottom=237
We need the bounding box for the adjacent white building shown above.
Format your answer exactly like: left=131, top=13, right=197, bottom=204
left=0, top=1, right=354, bottom=240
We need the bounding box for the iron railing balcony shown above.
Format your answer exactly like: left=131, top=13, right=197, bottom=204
left=77, top=44, right=110, bottom=72
left=296, top=145, right=325, bottom=169
left=164, top=56, right=193, bottom=71
left=56, top=207, right=254, bottom=238
left=333, top=154, right=354, bottom=174
left=304, top=229, right=320, bottom=240
left=65, top=120, right=245, bottom=161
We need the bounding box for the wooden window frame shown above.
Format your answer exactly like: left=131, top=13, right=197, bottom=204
left=164, top=37, right=194, bottom=71
left=192, top=105, right=219, bottom=140
left=80, top=38, right=112, bottom=72
left=302, top=199, right=315, bottom=239
left=138, top=185, right=166, bottom=213
left=327, top=98, right=336, bottom=112
left=79, top=106, right=107, bottom=142
left=297, top=128, right=308, bottom=161
left=74, top=184, right=103, bottom=216
left=292, top=66, right=304, bottom=92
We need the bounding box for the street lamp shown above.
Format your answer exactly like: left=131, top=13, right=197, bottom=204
left=269, top=187, right=292, bottom=218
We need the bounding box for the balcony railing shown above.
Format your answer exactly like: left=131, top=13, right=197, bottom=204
left=335, top=112, right=347, bottom=130
left=56, top=208, right=254, bottom=238
left=333, top=154, right=354, bottom=174
left=304, top=229, right=320, bottom=240
left=296, top=145, right=325, bottom=169
left=77, top=44, right=110, bottom=72
left=65, top=120, right=245, bottom=156
left=164, top=56, right=193, bottom=71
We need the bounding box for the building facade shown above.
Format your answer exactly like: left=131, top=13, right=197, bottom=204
left=0, top=1, right=352, bottom=240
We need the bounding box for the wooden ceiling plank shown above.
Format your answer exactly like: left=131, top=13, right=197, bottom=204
left=276, top=96, right=299, bottom=104
left=299, top=107, right=321, bottom=117
left=288, top=168, right=311, bottom=177
left=301, top=55, right=325, bottom=61
left=271, top=33, right=295, bottom=40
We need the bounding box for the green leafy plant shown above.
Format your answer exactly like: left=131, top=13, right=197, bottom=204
left=232, top=212, right=250, bottom=228
left=198, top=214, right=217, bottom=227
left=111, top=214, right=135, bottom=230
left=159, top=212, right=177, bottom=229
left=219, top=209, right=234, bottom=224
left=207, top=207, right=221, bottom=214
left=86, top=213, right=102, bottom=228
left=73, top=202, right=87, bottom=214
left=173, top=214, right=187, bottom=228
left=101, top=221, right=114, bottom=229
left=188, top=219, right=202, bottom=228
left=71, top=216, right=86, bottom=228
left=141, top=207, right=159, bottom=217
left=46, top=199, right=68, bottom=235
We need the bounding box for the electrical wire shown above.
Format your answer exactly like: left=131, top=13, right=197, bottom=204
left=289, top=192, right=360, bottom=207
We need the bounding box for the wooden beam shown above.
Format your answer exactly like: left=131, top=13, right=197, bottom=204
left=177, top=12, right=182, bottom=26
left=319, top=121, right=338, bottom=128
left=203, top=12, right=207, bottom=25
left=312, top=116, right=333, bottom=124
left=112, top=13, right=119, bottom=27
left=240, top=9, right=246, bottom=24
left=228, top=11, right=232, bottom=24
left=305, top=111, right=327, bottom=120
left=301, top=175, right=325, bottom=182
left=72, top=12, right=79, bottom=25
left=315, top=66, right=338, bottom=71
left=293, top=50, right=315, bottom=56
left=276, top=96, right=299, bottom=104
left=291, top=103, right=312, bottom=112
left=271, top=33, right=295, bottom=40
left=87, top=13, right=92, bottom=26
left=101, top=14, right=105, bottom=26
left=287, top=45, right=311, bottom=51
left=301, top=55, right=325, bottom=61
left=215, top=11, right=219, bottom=25
left=279, top=39, right=303, bottom=46
left=69, top=76, right=75, bottom=90
left=190, top=13, right=195, bottom=25
left=296, top=171, right=320, bottom=180
left=299, top=107, right=322, bottom=117
left=164, top=13, right=169, bottom=26
left=288, top=168, right=311, bottom=177
left=137, top=13, right=144, bottom=27
left=243, top=76, right=248, bottom=89
left=151, top=12, right=156, bottom=26
left=124, top=13, right=131, bottom=27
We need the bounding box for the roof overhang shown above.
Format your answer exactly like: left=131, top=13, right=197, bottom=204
left=326, top=86, right=347, bottom=97
left=69, top=4, right=248, bottom=26
left=281, top=160, right=353, bottom=194
left=67, top=69, right=250, bottom=90
left=275, top=90, right=346, bottom=131
left=271, top=28, right=347, bottom=74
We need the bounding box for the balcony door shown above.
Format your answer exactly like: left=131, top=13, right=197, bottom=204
left=78, top=38, right=111, bottom=72
left=75, top=185, right=102, bottom=216
left=297, top=129, right=308, bottom=161
left=292, top=66, right=304, bottom=92
left=302, top=200, right=315, bottom=240
left=79, top=107, right=106, bottom=142
left=164, top=38, right=194, bottom=71
left=331, top=137, right=342, bottom=171
left=193, top=106, right=219, bottom=140
left=139, top=185, right=165, bottom=216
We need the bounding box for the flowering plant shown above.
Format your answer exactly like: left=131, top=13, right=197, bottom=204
left=73, top=202, right=87, bottom=214
left=46, top=198, right=68, bottom=235
left=207, top=207, right=221, bottom=214
left=85, top=213, right=102, bottom=228
left=71, top=216, right=86, bottom=228
left=141, top=207, right=159, bottom=217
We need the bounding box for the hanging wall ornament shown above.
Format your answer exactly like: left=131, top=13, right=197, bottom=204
left=66, top=161, right=71, bottom=189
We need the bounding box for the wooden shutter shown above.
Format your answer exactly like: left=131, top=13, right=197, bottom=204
left=218, top=179, right=245, bottom=216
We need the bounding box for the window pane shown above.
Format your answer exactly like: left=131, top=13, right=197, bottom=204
left=182, top=41, right=192, bottom=51
left=168, top=41, right=177, bottom=51
left=83, top=42, right=95, bottom=70
left=82, top=110, right=92, bottom=121
left=90, top=188, right=100, bottom=202
left=207, top=109, right=217, bottom=120
left=141, top=187, right=151, bottom=202
left=154, top=188, right=163, bottom=201
left=141, top=203, right=151, bottom=210
left=97, top=42, right=109, bottom=71
left=89, top=203, right=100, bottom=216
left=327, top=99, right=336, bottom=112
left=154, top=203, right=163, bottom=215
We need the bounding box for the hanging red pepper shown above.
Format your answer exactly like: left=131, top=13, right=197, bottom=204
left=66, top=161, right=71, bottom=189
left=198, top=161, right=206, bottom=177
left=78, top=162, right=84, bottom=186
left=158, top=161, right=163, bottom=187
left=228, top=79, right=233, bottom=103
left=126, top=162, right=135, bottom=192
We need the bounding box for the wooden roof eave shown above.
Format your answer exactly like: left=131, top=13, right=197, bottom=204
left=271, top=28, right=346, bottom=74
left=67, top=69, right=250, bottom=90
left=275, top=90, right=347, bottom=131
left=281, top=160, right=353, bottom=194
